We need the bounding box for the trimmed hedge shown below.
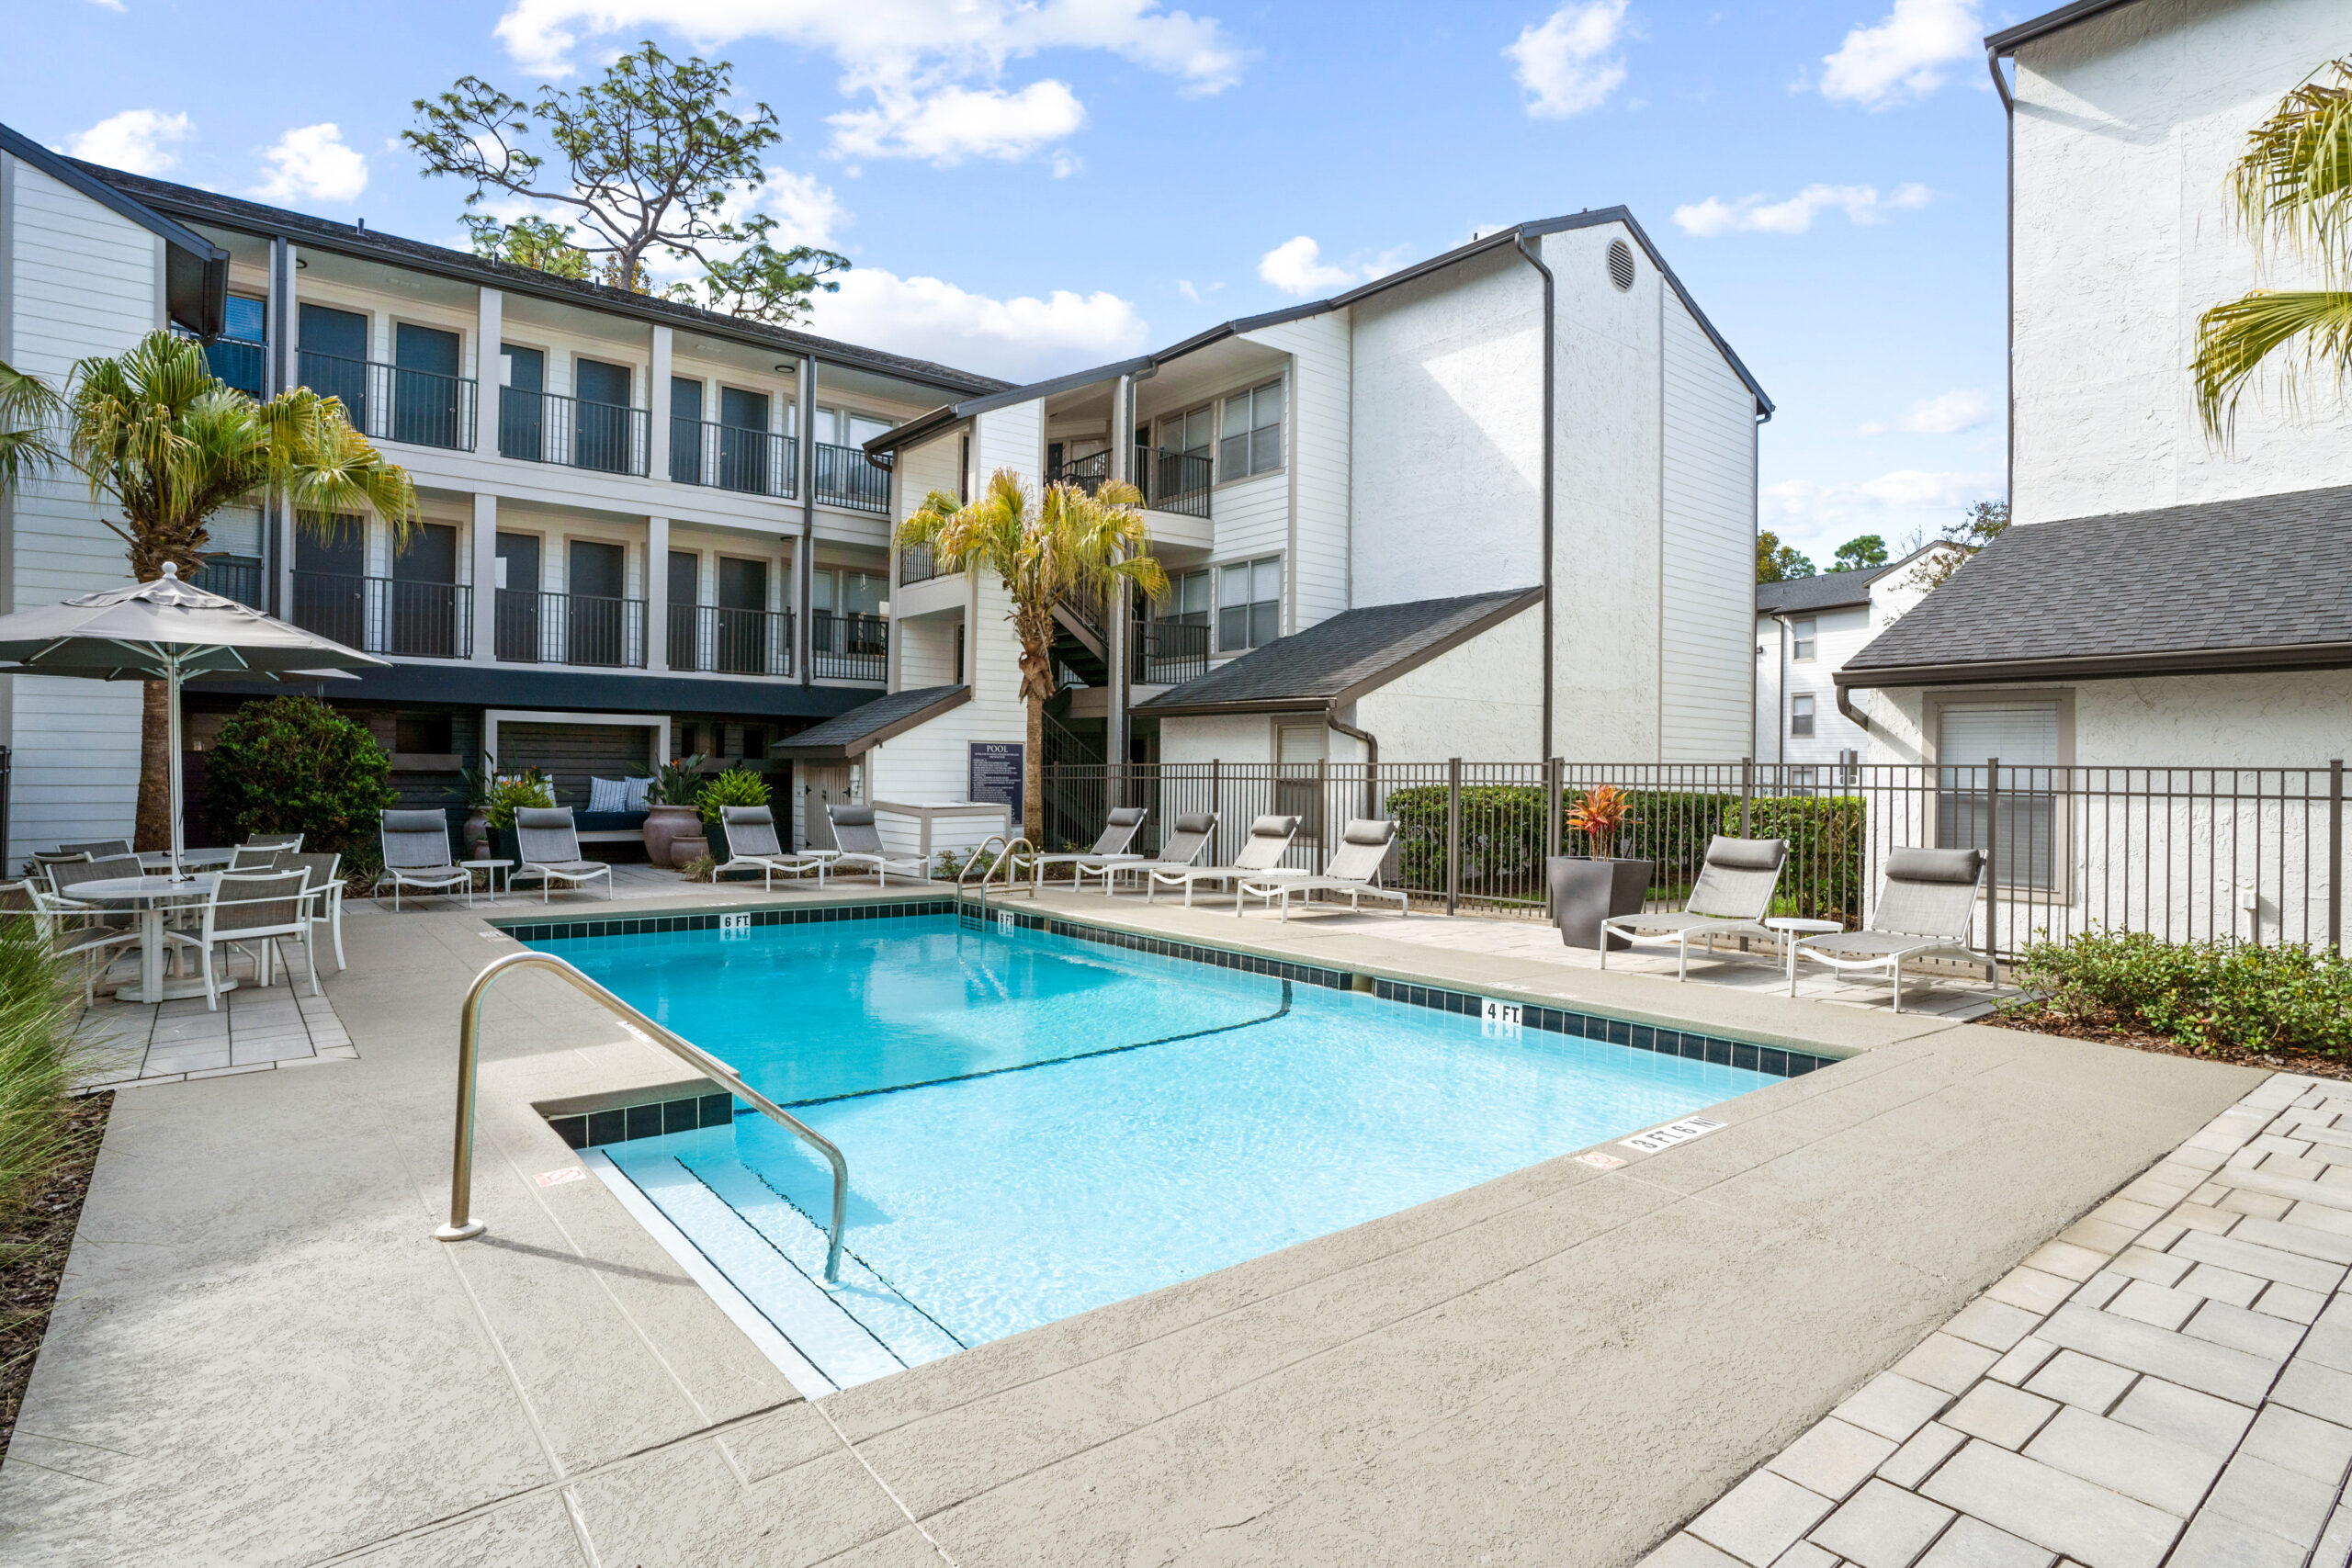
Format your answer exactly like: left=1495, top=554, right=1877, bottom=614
left=2009, top=930, right=2352, bottom=1056
left=206, top=696, right=395, bottom=855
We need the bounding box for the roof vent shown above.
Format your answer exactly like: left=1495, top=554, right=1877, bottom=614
left=1607, top=239, right=1635, bottom=292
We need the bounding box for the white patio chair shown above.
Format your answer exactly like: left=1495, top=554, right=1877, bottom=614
left=59, top=839, right=132, bottom=859
left=824, top=805, right=930, bottom=886
left=161, top=868, right=315, bottom=1009
left=1235, top=818, right=1408, bottom=920
left=1790, top=848, right=1988, bottom=1013
left=1600, top=835, right=1791, bottom=978
left=243, top=832, right=305, bottom=852
left=228, top=844, right=286, bottom=872
left=17, top=883, right=141, bottom=1004
left=285, top=851, right=345, bottom=973
left=717, top=806, right=831, bottom=890
left=514, top=807, right=615, bottom=901
left=1147, top=815, right=1300, bottom=908
left=376, top=810, right=471, bottom=909
left=1029, top=807, right=1148, bottom=892
left=1080, top=812, right=1216, bottom=896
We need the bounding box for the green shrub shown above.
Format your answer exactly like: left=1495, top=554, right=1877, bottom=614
left=647, top=753, right=708, bottom=807
left=206, top=696, right=395, bottom=854
left=696, top=767, right=770, bottom=823
left=2010, top=930, right=2352, bottom=1056
left=0, top=915, right=76, bottom=1213
left=485, top=774, right=554, bottom=829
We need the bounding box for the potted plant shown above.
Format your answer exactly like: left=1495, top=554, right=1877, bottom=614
left=697, top=766, right=770, bottom=869
left=452, top=752, right=499, bottom=860
left=485, top=772, right=554, bottom=865
left=640, top=752, right=707, bottom=867
left=1546, top=784, right=1654, bottom=951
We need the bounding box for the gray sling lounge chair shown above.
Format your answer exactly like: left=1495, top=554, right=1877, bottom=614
left=1235, top=818, right=1408, bottom=919
left=717, top=806, right=831, bottom=889
left=1080, top=812, right=1216, bottom=896
left=1600, top=835, right=1791, bottom=978
left=1030, top=807, right=1148, bottom=891
left=824, top=805, right=929, bottom=886
left=514, top=807, right=615, bottom=901
left=1147, top=815, right=1300, bottom=908
left=1790, top=848, right=1987, bottom=1012
left=376, top=811, right=470, bottom=909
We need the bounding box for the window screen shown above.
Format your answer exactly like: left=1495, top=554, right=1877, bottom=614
left=1791, top=694, right=1815, bottom=737
left=1937, top=702, right=2060, bottom=768
left=1936, top=700, right=2062, bottom=889
left=1217, top=380, right=1283, bottom=479
left=1218, top=557, right=1280, bottom=650
left=1792, top=618, right=1816, bottom=660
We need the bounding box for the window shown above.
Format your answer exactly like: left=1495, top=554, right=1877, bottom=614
left=1790, top=694, right=1815, bottom=738
left=1218, top=556, right=1281, bottom=650
left=1160, top=570, right=1212, bottom=628
left=1218, top=379, right=1283, bottom=480
left=1935, top=698, right=2064, bottom=890
left=1792, top=618, right=1817, bottom=661
left=395, top=713, right=454, bottom=755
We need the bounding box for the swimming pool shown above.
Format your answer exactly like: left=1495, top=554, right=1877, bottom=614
left=525, top=910, right=1810, bottom=1388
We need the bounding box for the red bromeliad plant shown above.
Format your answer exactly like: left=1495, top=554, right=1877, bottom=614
left=1565, top=784, right=1640, bottom=861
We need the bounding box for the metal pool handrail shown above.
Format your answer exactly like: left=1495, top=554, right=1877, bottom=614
left=433, top=949, right=850, bottom=1282
left=956, top=834, right=1035, bottom=923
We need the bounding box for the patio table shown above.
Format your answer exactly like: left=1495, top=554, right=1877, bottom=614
left=138, top=848, right=233, bottom=873
left=67, top=873, right=231, bottom=1004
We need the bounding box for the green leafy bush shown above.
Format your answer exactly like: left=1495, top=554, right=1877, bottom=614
left=2010, top=930, right=2352, bottom=1056
left=485, top=774, right=554, bottom=829
left=206, top=696, right=395, bottom=854
left=0, top=914, right=75, bottom=1212
left=696, top=767, right=770, bottom=823
left=647, top=753, right=708, bottom=807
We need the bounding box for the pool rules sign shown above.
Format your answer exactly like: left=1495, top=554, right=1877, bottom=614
left=969, top=742, right=1023, bottom=822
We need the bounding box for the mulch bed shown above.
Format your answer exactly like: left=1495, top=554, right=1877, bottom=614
left=1986, top=1010, right=2352, bottom=1083
left=0, top=1092, right=112, bottom=1461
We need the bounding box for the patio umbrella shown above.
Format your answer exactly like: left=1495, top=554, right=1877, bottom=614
left=0, top=562, right=389, bottom=879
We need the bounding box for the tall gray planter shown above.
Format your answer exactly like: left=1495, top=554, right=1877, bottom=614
left=1547, top=856, right=1654, bottom=951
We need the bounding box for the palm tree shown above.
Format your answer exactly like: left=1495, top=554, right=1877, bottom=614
left=2193, top=58, right=2352, bottom=440
left=894, top=469, right=1169, bottom=839
left=51, top=330, right=414, bottom=850
left=0, top=359, right=64, bottom=496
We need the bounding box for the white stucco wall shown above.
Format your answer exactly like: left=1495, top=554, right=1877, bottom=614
left=1354, top=605, right=1544, bottom=764
left=1867, top=671, right=2352, bottom=769
left=2011, top=0, right=2352, bottom=523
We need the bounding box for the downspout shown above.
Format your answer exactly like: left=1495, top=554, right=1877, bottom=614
left=1512, top=231, right=1555, bottom=762
left=1775, top=612, right=1789, bottom=761
left=1989, top=45, right=2016, bottom=520
left=1835, top=676, right=1872, bottom=733
left=1327, top=705, right=1378, bottom=821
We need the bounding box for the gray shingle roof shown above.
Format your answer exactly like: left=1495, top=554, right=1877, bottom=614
left=1841, top=484, right=2352, bottom=684
left=770, top=685, right=968, bottom=759
left=1136, top=589, right=1542, bottom=715
left=1755, top=570, right=1883, bottom=615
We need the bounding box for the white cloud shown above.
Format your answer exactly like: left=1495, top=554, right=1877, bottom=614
left=829, top=81, right=1084, bottom=164
left=492, top=0, right=1245, bottom=166
left=85, top=0, right=126, bottom=11
left=1763, top=468, right=1995, bottom=543
left=1861, top=389, right=1992, bottom=435
left=805, top=266, right=1148, bottom=381
left=1258, top=235, right=1359, bottom=296
left=1820, top=0, right=1980, bottom=108
left=1505, top=0, right=1630, bottom=118
left=251, top=123, right=368, bottom=204
left=66, top=109, right=190, bottom=175
left=733, top=165, right=848, bottom=248
left=1673, top=181, right=1928, bottom=236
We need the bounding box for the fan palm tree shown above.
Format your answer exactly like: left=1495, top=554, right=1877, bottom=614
left=894, top=468, right=1169, bottom=839
left=2193, top=58, right=2352, bottom=440
left=0, top=359, right=64, bottom=496
left=45, top=330, right=415, bottom=850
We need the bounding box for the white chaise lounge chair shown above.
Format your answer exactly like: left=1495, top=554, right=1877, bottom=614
left=1790, top=847, right=1987, bottom=1013
left=376, top=810, right=471, bottom=909
left=1235, top=818, right=1408, bottom=920
left=718, top=806, right=832, bottom=890
left=1599, top=834, right=1791, bottom=978
left=825, top=805, right=930, bottom=886
left=1146, top=814, right=1300, bottom=908
left=1030, top=807, right=1148, bottom=892
left=1081, top=812, right=1216, bottom=896
left=514, top=807, right=615, bottom=901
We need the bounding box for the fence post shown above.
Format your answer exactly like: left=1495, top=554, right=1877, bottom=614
left=1984, top=757, right=2001, bottom=971
left=1210, top=757, right=1221, bottom=861
left=1446, top=757, right=1463, bottom=917
left=1544, top=755, right=1563, bottom=918
left=2324, top=761, right=2342, bottom=959
left=1739, top=756, right=1754, bottom=840
left=1317, top=756, right=1329, bottom=860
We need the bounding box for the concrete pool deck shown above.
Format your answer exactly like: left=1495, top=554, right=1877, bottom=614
left=0, top=878, right=2263, bottom=1566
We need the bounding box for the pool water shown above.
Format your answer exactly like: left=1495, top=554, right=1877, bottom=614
left=530, top=915, right=1779, bottom=1382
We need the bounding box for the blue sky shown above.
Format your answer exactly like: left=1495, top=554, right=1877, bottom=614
left=7, top=0, right=2025, bottom=566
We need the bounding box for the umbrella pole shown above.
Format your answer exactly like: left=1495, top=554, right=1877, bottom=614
left=166, top=660, right=187, bottom=883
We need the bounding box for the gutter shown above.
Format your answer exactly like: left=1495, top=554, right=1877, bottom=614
left=1837, top=640, right=2352, bottom=692
left=1513, top=231, right=1556, bottom=762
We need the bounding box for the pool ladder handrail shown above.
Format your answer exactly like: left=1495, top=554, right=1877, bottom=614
left=956, top=834, right=1036, bottom=926
left=433, top=950, right=850, bottom=1282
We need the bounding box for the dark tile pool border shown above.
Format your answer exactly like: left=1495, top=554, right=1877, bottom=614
left=511, top=899, right=1838, bottom=1149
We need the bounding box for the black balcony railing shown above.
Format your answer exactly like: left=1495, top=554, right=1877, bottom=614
left=290, top=572, right=473, bottom=660
left=498, top=388, right=648, bottom=475
left=899, top=542, right=940, bottom=586
left=193, top=555, right=266, bottom=608
left=298, top=352, right=477, bottom=451
left=670, top=604, right=793, bottom=676
left=1044, top=446, right=1213, bottom=519
left=810, top=609, right=887, bottom=682
left=814, top=442, right=890, bottom=514
left=671, top=419, right=797, bottom=498
left=495, top=589, right=645, bottom=667
left=1132, top=617, right=1210, bottom=685
left=197, top=337, right=267, bottom=400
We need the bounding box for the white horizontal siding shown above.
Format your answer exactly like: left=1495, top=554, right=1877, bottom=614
left=1239, top=314, right=1350, bottom=633
left=1659, top=294, right=1755, bottom=762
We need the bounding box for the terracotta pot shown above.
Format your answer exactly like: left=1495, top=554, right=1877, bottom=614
left=671, top=836, right=709, bottom=867
left=643, top=803, right=700, bottom=867
left=1546, top=856, right=1655, bottom=951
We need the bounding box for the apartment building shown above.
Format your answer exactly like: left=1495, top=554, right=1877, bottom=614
left=1754, top=544, right=1956, bottom=769
left=0, top=123, right=1005, bottom=864
left=835, top=211, right=1771, bottom=852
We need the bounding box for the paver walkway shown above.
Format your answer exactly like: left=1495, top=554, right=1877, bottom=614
left=71, top=934, right=355, bottom=1089
left=1647, top=1072, right=2352, bottom=1568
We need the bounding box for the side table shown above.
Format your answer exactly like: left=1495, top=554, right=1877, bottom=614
left=1766, top=916, right=1846, bottom=993
left=461, top=859, right=514, bottom=907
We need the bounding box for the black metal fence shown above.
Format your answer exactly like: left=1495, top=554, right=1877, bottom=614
left=672, top=604, right=792, bottom=676
left=300, top=352, right=478, bottom=451
left=291, top=572, right=472, bottom=659
left=671, top=420, right=796, bottom=497
left=498, top=387, right=648, bottom=475
left=493, top=589, right=645, bottom=667
left=1037, top=760, right=2350, bottom=957
left=1132, top=619, right=1209, bottom=684
left=1044, top=446, right=1215, bottom=520
left=815, top=443, right=890, bottom=514
left=810, top=610, right=887, bottom=682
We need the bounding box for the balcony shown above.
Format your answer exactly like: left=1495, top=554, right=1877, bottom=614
left=671, top=420, right=797, bottom=499
left=1132, top=618, right=1209, bottom=685
left=197, top=337, right=267, bottom=401
left=298, top=352, right=478, bottom=451
left=193, top=555, right=265, bottom=608
left=899, top=542, right=940, bottom=586
left=670, top=605, right=793, bottom=676
left=498, top=388, right=648, bottom=475
left=291, top=572, right=473, bottom=660
left=809, top=610, right=887, bottom=682
left=814, top=442, right=890, bottom=514
left=494, top=589, right=645, bottom=667
left=1045, top=446, right=1213, bottom=520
